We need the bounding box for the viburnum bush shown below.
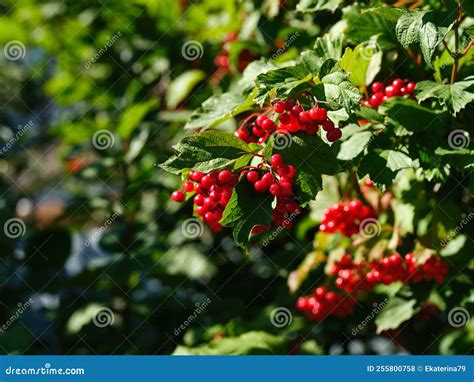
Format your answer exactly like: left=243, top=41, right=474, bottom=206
left=160, top=0, right=473, bottom=351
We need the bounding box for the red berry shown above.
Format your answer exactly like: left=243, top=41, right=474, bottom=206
left=327, top=128, right=342, bottom=142
left=284, top=100, right=294, bottom=111
left=309, top=108, right=327, bottom=123
left=406, top=82, right=416, bottom=93
left=269, top=183, right=282, bottom=196
left=246, top=171, right=259, bottom=183
left=261, top=172, right=275, bottom=186
left=262, top=118, right=276, bottom=131
left=392, top=78, right=404, bottom=88
left=171, top=190, right=185, bottom=202
left=256, top=115, right=267, bottom=127
left=201, top=175, right=214, bottom=188
left=371, top=82, right=384, bottom=93
left=183, top=181, right=194, bottom=192
left=279, top=113, right=291, bottom=125
left=218, top=170, right=232, bottom=183
left=270, top=154, right=284, bottom=167
left=254, top=180, right=268, bottom=192
left=273, top=102, right=285, bottom=113
left=321, top=119, right=335, bottom=132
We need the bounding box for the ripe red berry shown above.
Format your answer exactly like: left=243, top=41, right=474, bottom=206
left=321, top=119, right=335, bottom=132
left=246, top=171, right=259, bottom=183
left=371, top=82, right=384, bottom=93
left=279, top=113, right=291, bottom=125
left=309, top=108, right=327, bottom=123
left=171, top=190, right=185, bottom=202
left=262, top=118, right=276, bottom=131
left=254, top=180, right=268, bottom=192
left=261, top=172, right=275, bottom=185
left=327, top=128, right=342, bottom=142
left=270, top=154, right=284, bottom=167
left=392, top=78, right=404, bottom=88
left=269, top=183, right=282, bottom=196
left=218, top=170, right=232, bottom=183
left=256, top=114, right=267, bottom=127
left=273, top=102, right=285, bottom=113
left=406, top=82, right=416, bottom=93
left=201, top=175, right=214, bottom=188
left=183, top=181, right=194, bottom=192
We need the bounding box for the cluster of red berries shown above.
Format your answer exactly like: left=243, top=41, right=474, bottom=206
left=245, top=154, right=301, bottom=231
left=234, top=100, right=343, bottom=144
left=320, top=199, right=376, bottom=237
left=329, top=253, right=373, bottom=293
left=171, top=169, right=238, bottom=232
left=362, top=78, right=416, bottom=109
left=296, top=286, right=356, bottom=321
left=214, top=32, right=254, bottom=73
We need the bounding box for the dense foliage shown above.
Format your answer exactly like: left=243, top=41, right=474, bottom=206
left=0, top=0, right=472, bottom=355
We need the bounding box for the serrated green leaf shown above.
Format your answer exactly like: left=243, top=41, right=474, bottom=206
left=314, top=34, right=344, bottom=60
left=160, top=131, right=254, bottom=174
left=254, top=64, right=313, bottom=105
left=296, top=0, right=342, bottom=13
left=378, top=149, right=414, bottom=171
left=415, top=77, right=474, bottom=116
left=339, top=39, right=382, bottom=86
left=313, top=71, right=363, bottom=112
left=375, top=297, right=417, bottom=333
left=337, top=131, right=373, bottom=160
left=185, top=92, right=254, bottom=130
left=220, top=180, right=273, bottom=251
left=166, top=70, right=206, bottom=109
left=396, top=10, right=455, bottom=66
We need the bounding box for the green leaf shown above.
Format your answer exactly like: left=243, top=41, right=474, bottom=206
left=220, top=180, right=273, bottom=251
left=415, top=77, right=474, bottom=116
left=378, top=97, right=449, bottom=132
left=282, top=134, right=340, bottom=204
left=254, top=65, right=313, bottom=105
left=375, top=297, right=417, bottom=333
left=185, top=92, right=254, bottom=130
left=117, top=99, right=158, bottom=139
left=160, top=131, right=253, bottom=174
left=314, top=34, right=344, bottom=60
left=357, top=151, right=396, bottom=190
left=296, top=0, right=342, bottom=13
left=173, top=331, right=286, bottom=355
left=313, top=71, right=363, bottom=112
left=396, top=10, right=456, bottom=66
left=377, top=149, right=415, bottom=171
left=392, top=200, right=415, bottom=235
left=166, top=70, right=206, bottom=109
left=337, top=131, right=373, bottom=160
left=346, top=7, right=403, bottom=48
left=339, top=39, right=382, bottom=87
